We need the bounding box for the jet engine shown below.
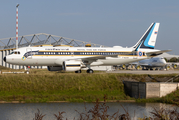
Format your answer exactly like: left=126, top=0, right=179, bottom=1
left=122, top=64, right=126, bottom=69
left=63, top=60, right=83, bottom=71
left=135, top=65, right=141, bottom=70
left=47, top=66, right=63, bottom=71
left=172, top=64, right=178, bottom=69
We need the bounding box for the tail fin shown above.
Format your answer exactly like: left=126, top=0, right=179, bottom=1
left=133, top=23, right=160, bottom=51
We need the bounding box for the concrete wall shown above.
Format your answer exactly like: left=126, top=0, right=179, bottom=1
left=146, top=82, right=178, bottom=98
left=159, top=83, right=178, bottom=97
left=146, top=83, right=160, bottom=98
left=123, top=81, right=179, bottom=99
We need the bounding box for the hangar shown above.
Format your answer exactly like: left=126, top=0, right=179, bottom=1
left=0, top=33, right=106, bottom=70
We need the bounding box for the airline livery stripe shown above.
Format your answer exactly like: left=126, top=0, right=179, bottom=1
left=23, top=50, right=146, bottom=58
left=39, top=51, right=133, bottom=52
left=66, top=65, right=81, bottom=67
left=33, top=55, right=143, bottom=57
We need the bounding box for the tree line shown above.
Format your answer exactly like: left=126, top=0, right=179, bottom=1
left=165, top=57, right=179, bottom=62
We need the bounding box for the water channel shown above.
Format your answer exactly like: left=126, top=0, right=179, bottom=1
left=0, top=102, right=177, bottom=120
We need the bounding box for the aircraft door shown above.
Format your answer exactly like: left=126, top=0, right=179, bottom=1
left=71, top=52, right=74, bottom=57
left=26, top=48, right=32, bottom=59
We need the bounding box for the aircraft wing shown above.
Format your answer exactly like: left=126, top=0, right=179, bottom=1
left=146, top=50, right=172, bottom=57
left=81, top=54, right=119, bottom=61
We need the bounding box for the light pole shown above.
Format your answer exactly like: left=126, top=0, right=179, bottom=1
left=16, top=4, right=19, bottom=49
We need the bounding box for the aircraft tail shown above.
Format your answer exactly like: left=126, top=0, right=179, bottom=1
left=133, top=23, right=160, bottom=51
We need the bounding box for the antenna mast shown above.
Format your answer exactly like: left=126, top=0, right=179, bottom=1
left=16, top=4, right=19, bottom=49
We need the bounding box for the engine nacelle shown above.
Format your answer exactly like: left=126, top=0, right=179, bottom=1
left=63, top=61, right=82, bottom=71
left=135, top=65, right=141, bottom=70
left=47, top=66, right=63, bottom=71
left=165, top=65, right=171, bottom=70
left=122, top=64, right=126, bottom=69
left=172, top=64, right=178, bottom=69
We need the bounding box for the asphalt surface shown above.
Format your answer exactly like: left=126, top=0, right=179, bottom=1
left=106, top=70, right=179, bottom=75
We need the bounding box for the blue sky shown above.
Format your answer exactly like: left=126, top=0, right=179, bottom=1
left=0, top=0, right=179, bottom=54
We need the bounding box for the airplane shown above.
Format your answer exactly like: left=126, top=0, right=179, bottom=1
left=114, top=57, right=167, bottom=70
left=3, top=22, right=171, bottom=73
left=132, top=57, right=167, bottom=70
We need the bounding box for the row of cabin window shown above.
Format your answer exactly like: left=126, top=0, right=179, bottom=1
left=43, top=52, right=134, bottom=55
left=43, top=52, right=71, bottom=55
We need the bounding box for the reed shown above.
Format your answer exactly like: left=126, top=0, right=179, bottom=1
left=32, top=97, right=179, bottom=120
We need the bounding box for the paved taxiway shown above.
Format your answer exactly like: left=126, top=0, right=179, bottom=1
left=106, top=70, right=179, bottom=75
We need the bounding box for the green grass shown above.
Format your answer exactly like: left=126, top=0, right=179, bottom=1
left=0, top=68, right=179, bottom=103
left=0, top=72, right=132, bottom=102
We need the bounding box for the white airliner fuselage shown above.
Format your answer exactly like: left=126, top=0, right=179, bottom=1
left=139, top=57, right=166, bottom=67
left=130, top=57, right=167, bottom=70
left=3, top=23, right=171, bottom=73
left=5, top=46, right=158, bottom=66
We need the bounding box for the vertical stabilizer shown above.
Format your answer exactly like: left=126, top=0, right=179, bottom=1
left=133, top=23, right=160, bottom=51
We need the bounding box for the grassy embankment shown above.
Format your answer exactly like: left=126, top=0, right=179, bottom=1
left=0, top=69, right=132, bottom=102
left=0, top=66, right=179, bottom=103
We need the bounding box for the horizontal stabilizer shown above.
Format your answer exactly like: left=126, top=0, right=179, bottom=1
left=146, top=50, right=172, bottom=57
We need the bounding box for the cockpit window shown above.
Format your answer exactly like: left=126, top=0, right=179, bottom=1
left=11, top=51, right=20, bottom=54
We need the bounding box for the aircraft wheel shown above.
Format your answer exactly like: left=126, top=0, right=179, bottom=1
left=87, top=69, right=93, bottom=73
left=75, top=70, right=81, bottom=73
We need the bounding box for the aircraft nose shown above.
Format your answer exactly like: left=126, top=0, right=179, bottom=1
left=159, top=61, right=166, bottom=66
left=3, top=57, right=6, bottom=62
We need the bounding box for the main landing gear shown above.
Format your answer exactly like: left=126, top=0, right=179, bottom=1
left=86, top=64, right=93, bottom=73
left=74, top=64, right=94, bottom=73
left=86, top=69, right=93, bottom=73
left=75, top=69, right=93, bottom=73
